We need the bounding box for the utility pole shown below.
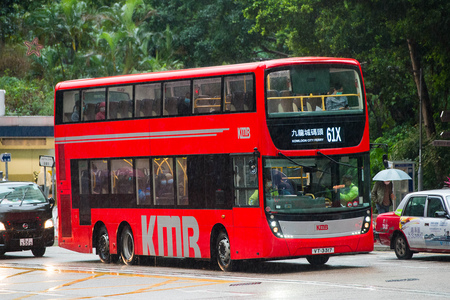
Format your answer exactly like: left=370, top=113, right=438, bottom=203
left=418, top=68, right=423, bottom=191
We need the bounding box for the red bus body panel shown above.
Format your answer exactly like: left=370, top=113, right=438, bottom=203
left=55, top=57, right=373, bottom=262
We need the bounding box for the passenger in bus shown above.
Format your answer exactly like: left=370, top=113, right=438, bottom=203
left=248, top=177, right=278, bottom=206
left=333, top=174, right=358, bottom=206
left=138, top=183, right=151, bottom=204
left=325, top=84, right=348, bottom=110
left=71, top=100, right=80, bottom=122
left=155, top=173, right=174, bottom=204
left=95, top=102, right=106, bottom=120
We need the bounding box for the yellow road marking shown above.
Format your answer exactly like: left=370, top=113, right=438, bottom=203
left=5, top=269, right=36, bottom=278
left=0, top=266, right=235, bottom=299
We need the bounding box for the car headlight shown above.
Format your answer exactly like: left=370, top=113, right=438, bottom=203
left=44, top=219, right=54, bottom=229
left=0, top=222, right=5, bottom=231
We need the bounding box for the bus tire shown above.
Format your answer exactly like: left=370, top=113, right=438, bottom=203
left=216, top=231, right=233, bottom=272
left=306, top=255, right=329, bottom=266
left=394, top=234, right=413, bottom=259
left=120, top=226, right=137, bottom=265
left=97, top=227, right=112, bottom=263
left=31, top=247, right=46, bottom=257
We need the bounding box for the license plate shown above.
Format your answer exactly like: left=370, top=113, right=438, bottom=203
left=312, top=247, right=334, bottom=254
left=20, top=238, right=33, bottom=246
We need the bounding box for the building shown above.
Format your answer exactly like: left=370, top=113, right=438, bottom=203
left=0, top=116, right=54, bottom=182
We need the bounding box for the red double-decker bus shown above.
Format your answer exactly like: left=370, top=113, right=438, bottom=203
left=54, top=57, right=373, bottom=271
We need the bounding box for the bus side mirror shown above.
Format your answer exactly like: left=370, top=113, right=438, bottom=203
left=249, top=147, right=259, bottom=175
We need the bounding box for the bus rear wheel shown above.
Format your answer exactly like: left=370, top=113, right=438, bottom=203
left=97, top=227, right=112, bottom=263
left=120, top=226, right=137, bottom=265
left=215, top=231, right=233, bottom=272
left=306, top=255, right=329, bottom=266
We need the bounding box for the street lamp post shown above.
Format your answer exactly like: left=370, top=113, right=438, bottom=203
left=418, top=68, right=423, bottom=191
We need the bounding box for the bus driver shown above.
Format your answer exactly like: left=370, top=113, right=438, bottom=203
left=333, top=174, right=358, bottom=207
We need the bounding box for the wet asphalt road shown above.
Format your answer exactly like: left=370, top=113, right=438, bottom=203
left=1, top=246, right=450, bottom=299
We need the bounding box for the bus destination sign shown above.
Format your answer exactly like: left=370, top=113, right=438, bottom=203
left=291, top=126, right=344, bottom=145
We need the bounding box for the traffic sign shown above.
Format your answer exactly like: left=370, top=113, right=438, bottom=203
left=432, top=140, right=450, bottom=147
left=440, top=131, right=450, bottom=139
left=434, top=111, right=450, bottom=147
left=39, top=155, right=55, bottom=167
left=1, top=153, right=11, bottom=162
left=441, top=110, right=450, bottom=122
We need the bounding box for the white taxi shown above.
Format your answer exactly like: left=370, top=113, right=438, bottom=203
left=375, top=189, right=450, bottom=259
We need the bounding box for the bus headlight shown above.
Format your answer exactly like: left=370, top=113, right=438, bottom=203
left=267, top=215, right=284, bottom=238
left=44, top=219, right=54, bottom=229
left=0, top=222, right=5, bottom=231
left=361, top=210, right=371, bottom=234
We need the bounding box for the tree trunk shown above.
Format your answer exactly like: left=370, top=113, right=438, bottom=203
left=407, top=39, right=436, bottom=138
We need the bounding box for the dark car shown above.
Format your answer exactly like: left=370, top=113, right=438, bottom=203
left=0, top=181, right=55, bottom=257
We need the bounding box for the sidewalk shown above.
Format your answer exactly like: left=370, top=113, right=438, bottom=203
left=374, top=239, right=391, bottom=251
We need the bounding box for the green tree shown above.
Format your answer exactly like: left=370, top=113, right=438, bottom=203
left=146, top=0, right=269, bottom=67
left=241, top=0, right=450, bottom=189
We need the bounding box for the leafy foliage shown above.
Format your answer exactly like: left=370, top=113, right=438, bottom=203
left=1, top=0, right=450, bottom=190
left=0, top=75, right=53, bottom=115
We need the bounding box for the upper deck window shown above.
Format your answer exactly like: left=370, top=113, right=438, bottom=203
left=82, top=88, right=107, bottom=121
left=56, top=72, right=256, bottom=125
left=224, top=75, right=254, bottom=112
left=135, top=83, right=162, bottom=117
left=108, top=86, right=133, bottom=120
left=163, top=80, right=191, bottom=116
left=266, top=65, right=364, bottom=117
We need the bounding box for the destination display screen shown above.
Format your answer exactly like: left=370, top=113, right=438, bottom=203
left=267, top=115, right=365, bottom=150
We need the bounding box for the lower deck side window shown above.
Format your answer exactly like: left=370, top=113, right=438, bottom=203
left=70, top=154, right=235, bottom=210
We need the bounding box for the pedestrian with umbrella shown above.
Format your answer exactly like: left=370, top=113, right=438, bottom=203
left=371, top=169, right=412, bottom=214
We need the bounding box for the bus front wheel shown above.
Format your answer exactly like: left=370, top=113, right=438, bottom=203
left=215, top=231, right=233, bottom=272
left=120, top=226, right=137, bottom=265
left=306, top=255, right=329, bottom=266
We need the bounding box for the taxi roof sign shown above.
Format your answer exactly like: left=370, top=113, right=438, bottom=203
left=39, top=155, right=55, bottom=167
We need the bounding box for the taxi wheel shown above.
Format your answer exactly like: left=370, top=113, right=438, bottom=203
left=394, top=235, right=413, bottom=259
left=120, top=226, right=137, bottom=265
left=306, top=255, right=329, bottom=265
left=31, top=247, right=46, bottom=257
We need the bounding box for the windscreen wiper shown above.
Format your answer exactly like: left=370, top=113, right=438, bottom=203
left=277, top=151, right=321, bottom=172
left=0, top=191, right=13, bottom=204
left=317, top=151, right=357, bottom=168
left=19, top=188, right=29, bottom=206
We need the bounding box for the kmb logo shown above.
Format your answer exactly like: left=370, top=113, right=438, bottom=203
left=316, top=224, right=328, bottom=231
left=238, top=127, right=250, bottom=139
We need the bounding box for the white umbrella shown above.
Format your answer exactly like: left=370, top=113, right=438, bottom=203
left=373, top=168, right=412, bottom=181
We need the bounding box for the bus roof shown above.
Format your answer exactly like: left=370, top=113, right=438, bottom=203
left=55, top=57, right=360, bottom=91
